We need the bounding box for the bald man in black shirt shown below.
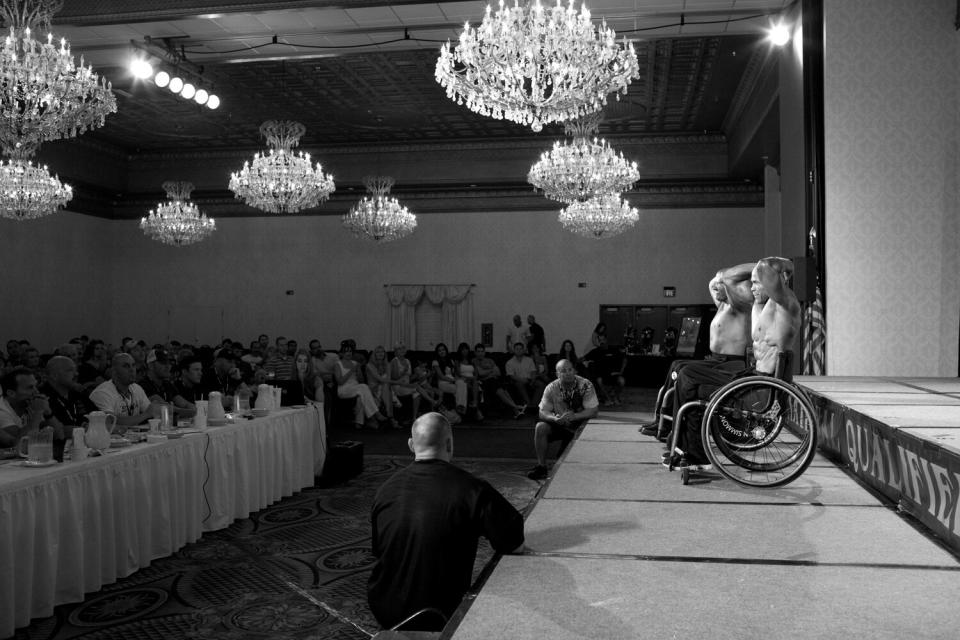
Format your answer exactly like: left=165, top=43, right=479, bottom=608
left=367, top=412, right=524, bottom=630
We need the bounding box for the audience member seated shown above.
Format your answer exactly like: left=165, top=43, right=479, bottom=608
left=40, top=356, right=96, bottom=459
left=473, top=343, right=523, bottom=419
left=140, top=349, right=190, bottom=412
left=528, top=359, right=600, bottom=480
left=589, top=321, right=607, bottom=352
left=529, top=342, right=551, bottom=385
left=335, top=339, right=388, bottom=429
left=0, top=367, right=53, bottom=448
left=89, top=353, right=156, bottom=432
left=367, top=412, right=524, bottom=631
left=174, top=354, right=206, bottom=414
left=388, top=343, right=420, bottom=425
left=241, top=341, right=264, bottom=369
left=310, top=340, right=339, bottom=423
left=203, top=349, right=248, bottom=409
left=505, top=341, right=544, bottom=414
left=454, top=342, right=483, bottom=421
left=366, top=346, right=400, bottom=429
left=21, top=346, right=43, bottom=384
left=264, top=336, right=294, bottom=380
left=291, top=348, right=323, bottom=403
left=581, top=336, right=626, bottom=406
left=410, top=360, right=442, bottom=412
left=4, top=339, right=22, bottom=367
left=432, top=343, right=466, bottom=415
left=668, top=257, right=802, bottom=469
left=556, top=339, right=582, bottom=373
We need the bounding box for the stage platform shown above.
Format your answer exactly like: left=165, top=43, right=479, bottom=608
left=447, top=394, right=960, bottom=640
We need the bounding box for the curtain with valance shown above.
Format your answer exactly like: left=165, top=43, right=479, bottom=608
left=385, top=284, right=475, bottom=349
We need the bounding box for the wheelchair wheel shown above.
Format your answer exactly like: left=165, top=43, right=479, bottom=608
left=701, top=376, right=817, bottom=488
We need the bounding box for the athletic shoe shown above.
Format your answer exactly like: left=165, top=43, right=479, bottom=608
left=638, top=424, right=659, bottom=436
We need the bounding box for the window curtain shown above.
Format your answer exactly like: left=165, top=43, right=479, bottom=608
left=386, top=284, right=474, bottom=349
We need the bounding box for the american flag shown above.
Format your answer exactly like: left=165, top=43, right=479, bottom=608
left=802, top=285, right=826, bottom=375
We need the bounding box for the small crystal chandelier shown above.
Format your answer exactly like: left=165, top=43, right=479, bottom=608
left=528, top=114, right=639, bottom=203
left=0, top=0, right=117, bottom=154
left=0, top=152, right=71, bottom=219
left=342, top=176, right=417, bottom=243
left=559, top=192, right=638, bottom=239
left=140, top=181, right=215, bottom=246
left=435, top=0, right=639, bottom=131
left=228, top=120, right=335, bottom=214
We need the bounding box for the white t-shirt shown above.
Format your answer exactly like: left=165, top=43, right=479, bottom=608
left=0, top=397, right=23, bottom=431
left=506, top=324, right=527, bottom=350
left=90, top=380, right=151, bottom=417
left=505, top=355, right=536, bottom=381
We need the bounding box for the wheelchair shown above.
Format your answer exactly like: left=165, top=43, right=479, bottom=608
left=662, top=351, right=818, bottom=488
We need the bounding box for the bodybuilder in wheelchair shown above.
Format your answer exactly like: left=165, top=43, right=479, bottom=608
left=661, top=257, right=818, bottom=487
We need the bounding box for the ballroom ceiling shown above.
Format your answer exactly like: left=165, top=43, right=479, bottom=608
left=34, top=0, right=793, bottom=216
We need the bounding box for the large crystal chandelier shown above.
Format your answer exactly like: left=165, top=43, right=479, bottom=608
left=0, top=0, right=117, bottom=154
left=559, top=192, right=638, bottom=239
left=140, top=181, right=215, bottom=246
left=528, top=114, right=639, bottom=203
left=228, top=120, right=335, bottom=213
left=0, top=154, right=70, bottom=219
left=342, top=176, right=417, bottom=243
left=435, top=0, right=639, bottom=131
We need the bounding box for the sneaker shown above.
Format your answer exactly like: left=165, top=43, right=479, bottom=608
left=527, top=465, right=548, bottom=480
left=661, top=453, right=681, bottom=468
left=638, top=424, right=659, bottom=436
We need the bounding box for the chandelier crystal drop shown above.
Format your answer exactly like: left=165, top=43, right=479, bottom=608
left=0, top=0, right=117, bottom=155
left=559, top=192, right=638, bottom=239
left=342, top=176, right=417, bottom=243
left=435, top=0, right=639, bottom=131
left=0, top=156, right=70, bottom=219
left=140, top=181, right=215, bottom=246
left=528, top=114, right=639, bottom=203
left=228, top=120, right=335, bottom=214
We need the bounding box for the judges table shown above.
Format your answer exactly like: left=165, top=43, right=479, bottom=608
left=0, top=405, right=326, bottom=639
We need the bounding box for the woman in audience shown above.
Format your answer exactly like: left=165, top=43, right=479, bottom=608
left=455, top=342, right=483, bottom=421
left=432, top=343, right=467, bottom=415
left=335, top=340, right=388, bottom=429
left=293, top=348, right=323, bottom=403
left=366, top=345, right=400, bottom=428
left=590, top=322, right=608, bottom=350
left=410, top=359, right=442, bottom=411
left=558, top=339, right=582, bottom=372
left=78, top=340, right=108, bottom=391
left=529, top=342, right=551, bottom=384
left=389, top=343, right=419, bottom=425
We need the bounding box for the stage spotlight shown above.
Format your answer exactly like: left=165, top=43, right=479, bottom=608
left=154, top=70, right=170, bottom=88
left=207, top=94, right=220, bottom=109
left=130, top=57, right=153, bottom=80
left=169, top=76, right=184, bottom=93
left=181, top=83, right=196, bottom=100
left=768, top=22, right=791, bottom=46
left=194, top=89, right=209, bottom=105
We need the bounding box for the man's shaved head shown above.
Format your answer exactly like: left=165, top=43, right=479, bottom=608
left=409, top=412, right=453, bottom=461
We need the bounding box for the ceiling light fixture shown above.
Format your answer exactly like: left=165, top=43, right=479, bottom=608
left=342, top=176, right=417, bottom=243
left=130, top=56, right=153, bottom=79
left=140, top=181, right=215, bottom=246
left=768, top=21, right=791, bottom=46
left=0, top=156, right=71, bottom=220
left=558, top=192, right=638, bottom=238
left=229, top=120, right=335, bottom=213
left=435, top=0, right=639, bottom=132
left=0, top=0, right=117, bottom=154
left=528, top=114, right=639, bottom=203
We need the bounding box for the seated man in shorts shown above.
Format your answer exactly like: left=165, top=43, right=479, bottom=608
left=528, top=359, right=599, bottom=480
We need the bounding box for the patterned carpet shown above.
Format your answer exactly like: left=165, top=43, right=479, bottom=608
left=12, top=456, right=542, bottom=640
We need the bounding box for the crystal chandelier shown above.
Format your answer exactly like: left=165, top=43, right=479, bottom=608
left=140, top=181, right=215, bottom=246
left=559, top=192, right=638, bottom=238
left=0, top=154, right=70, bottom=219
left=342, top=176, right=417, bottom=243
left=528, top=114, right=639, bottom=203
left=228, top=120, right=335, bottom=214
left=0, top=0, right=116, bottom=154
left=435, top=0, right=639, bottom=131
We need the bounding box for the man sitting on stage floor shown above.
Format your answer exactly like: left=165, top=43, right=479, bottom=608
left=368, top=412, right=525, bottom=631
left=666, top=257, right=802, bottom=469
left=528, top=359, right=600, bottom=480
left=639, top=262, right=755, bottom=437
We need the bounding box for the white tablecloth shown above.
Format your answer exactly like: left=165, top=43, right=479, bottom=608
left=0, top=405, right=325, bottom=638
